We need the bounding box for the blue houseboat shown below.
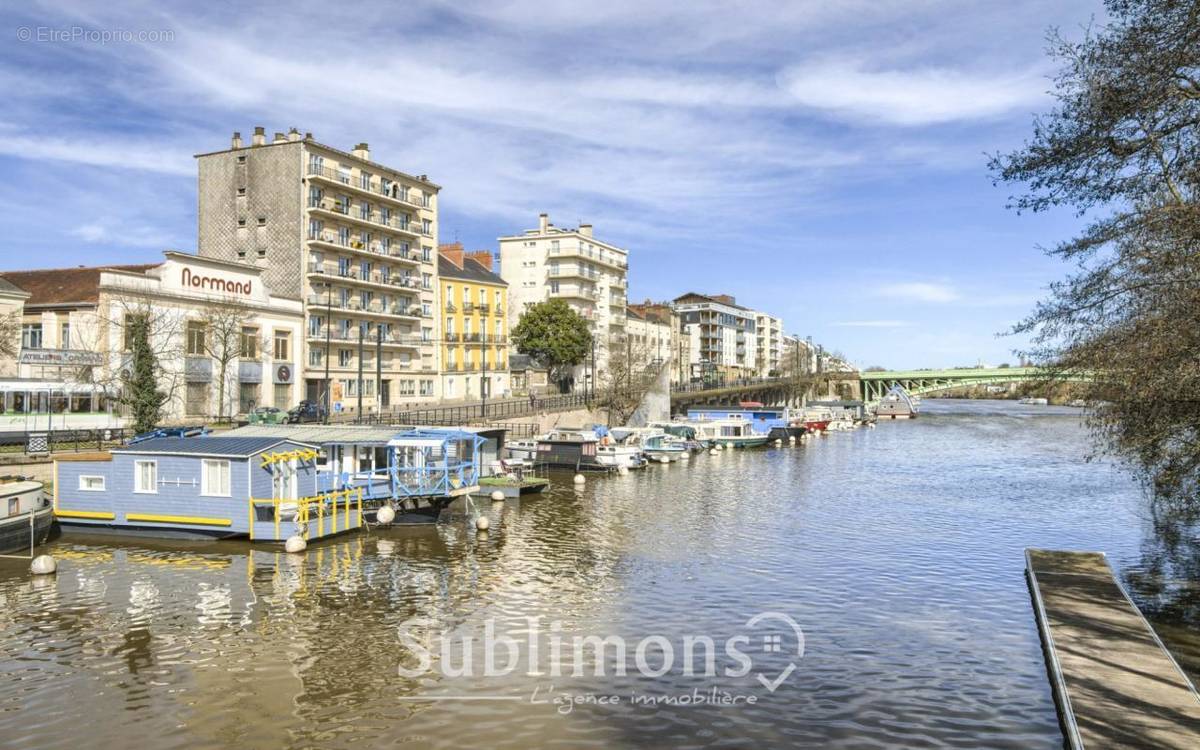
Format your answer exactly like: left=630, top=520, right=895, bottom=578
left=685, top=405, right=806, bottom=440
left=53, top=436, right=363, bottom=543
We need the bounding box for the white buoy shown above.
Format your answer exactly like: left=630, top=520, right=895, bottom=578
left=573, top=473, right=586, bottom=485
left=709, top=447, right=718, bottom=455
left=284, top=535, right=307, bottom=554
left=476, top=515, right=490, bottom=531
left=30, top=554, right=57, bottom=576
left=789, top=435, right=796, bottom=443
left=376, top=505, right=396, bottom=525
left=617, top=465, right=629, bottom=475
left=868, top=422, right=876, bottom=429
left=680, top=452, right=690, bottom=461
left=774, top=439, right=783, bottom=446
left=658, top=455, right=671, bottom=464
left=490, top=490, right=506, bottom=502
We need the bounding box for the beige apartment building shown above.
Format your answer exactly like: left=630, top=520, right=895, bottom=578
left=196, top=127, right=441, bottom=413
left=498, top=214, right=628, bottom=390
left=627, top=300, right=689, bottom=385
left=753, top=311, right=784, bottom=377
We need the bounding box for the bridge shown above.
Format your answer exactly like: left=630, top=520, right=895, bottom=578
left=858, top=367, right=1052, bottom=404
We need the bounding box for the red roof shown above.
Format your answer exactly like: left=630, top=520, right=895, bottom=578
left=0, top=264, right=159, bottom=307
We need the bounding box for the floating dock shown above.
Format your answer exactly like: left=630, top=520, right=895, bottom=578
left=1025, top=549, right=1200, bottom=748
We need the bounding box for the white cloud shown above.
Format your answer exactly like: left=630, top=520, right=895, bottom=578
left=833, top=320, right=913, bottom=328
left=877, top=282, right=960, bottom=303
left=777, top=61, right=1047, bottom=125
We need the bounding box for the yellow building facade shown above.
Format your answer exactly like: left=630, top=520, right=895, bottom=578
left=438, top=244, right=509, bottom=399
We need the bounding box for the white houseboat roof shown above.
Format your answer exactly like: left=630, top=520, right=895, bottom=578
left=224, top=424, right=406, bottom=445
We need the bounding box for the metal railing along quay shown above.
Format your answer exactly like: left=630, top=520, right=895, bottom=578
left=337, top=392, right=593, bottom=426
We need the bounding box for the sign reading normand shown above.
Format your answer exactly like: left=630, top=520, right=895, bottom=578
left=181, top=267, right=252, bottom=296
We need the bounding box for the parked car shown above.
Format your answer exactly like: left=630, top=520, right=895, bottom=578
left=286, top=401, right=327, bottom=424
left=248, top=406, right=285, bottom=425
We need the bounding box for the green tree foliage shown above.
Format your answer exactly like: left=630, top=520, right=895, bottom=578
left=510, top=299, right=593, bottom=384
left=120, top=315, right=167, bottom=433
left=991, top=0, right=1200, bottom=498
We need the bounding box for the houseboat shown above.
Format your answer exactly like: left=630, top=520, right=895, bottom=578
left=523, top=427, right=646, bottom=471
left=52, top=437, right=363, bottom=543
left=686, top=405, right=806, bottom=440
left=480, top=457, right=550, bottom=498
left=1, top=478, right=53, bottom=555
left=686, top=419, right=771, bottom=449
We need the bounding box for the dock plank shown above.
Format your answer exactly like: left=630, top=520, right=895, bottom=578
left=1026, top=548, right=1200, bottom=749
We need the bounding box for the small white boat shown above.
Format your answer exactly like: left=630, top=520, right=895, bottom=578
left=611, top=428, right=688, bottom=463
left=1, top=478, right=53, bottom=555
left=686, top=419, right=770, bottom=448
left=1018, top=397, right=1050, bottom=406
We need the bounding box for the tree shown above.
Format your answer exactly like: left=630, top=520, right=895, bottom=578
left=0, top=310, right=18, bottom=359
left=510, top=299, right=593, bottom=390
left=990, top=0, right=1200, bottom=498
left=598, top=335, right=663, bottom=424
left=120, top=315, right=167, bottom=433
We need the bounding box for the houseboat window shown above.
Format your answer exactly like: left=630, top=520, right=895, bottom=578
left=7, top=498, right=17, bottom=516
left=201, top=459, right=231, bottom=497
left=134, top=460, right=157, bottom=493
left=79, top=475, right=106, bottom=491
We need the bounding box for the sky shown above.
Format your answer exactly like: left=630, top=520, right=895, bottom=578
left=0, top=0, right=1105, bottom=369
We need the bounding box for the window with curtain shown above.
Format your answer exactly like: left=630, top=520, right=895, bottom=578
left=201, top=459, right=231, bottom=496
left=134, top=460, right=157, bottom=493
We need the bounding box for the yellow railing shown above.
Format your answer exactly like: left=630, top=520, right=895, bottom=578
left=248, top=488, right=364, bottom=541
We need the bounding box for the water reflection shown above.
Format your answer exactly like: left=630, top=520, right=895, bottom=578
left=0, top=400, right=1190, bottom=749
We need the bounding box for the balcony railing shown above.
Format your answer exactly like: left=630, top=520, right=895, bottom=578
left=308, top=231, right=421, bottom=263
left=307, top=164, right=426, bottom=211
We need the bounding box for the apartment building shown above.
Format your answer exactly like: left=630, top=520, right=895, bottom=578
left=437, top=243, right=509, bottom=400
left=782, top=334, right=818, bottom=376
left=671, top=293, right=758, bottom=379
left=624, top=307, right=672, bottom=369
left=196, top=127, right=441, bottom=412
left=627, top=300, right=689, bottom=385
left=498, top=214, right=628, bottom=389
left=753, top=311, right=784, bottom=377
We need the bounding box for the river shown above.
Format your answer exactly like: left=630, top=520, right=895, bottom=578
left=2, top=399, right=1196, bottom=749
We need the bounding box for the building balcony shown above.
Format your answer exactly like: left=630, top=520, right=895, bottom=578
left=306, top=294, right=422, bottom=321
left=307, top=232, right=421, bottom=265
left=547, top=267, right=600, bottom=282
left=306, top=328, right=427, bottom=348
left=549, top=287, right=598, bottom=302
left=477, top=303, right=490, bottom=315
left=307, top=262, right=423, bottom=292
left=546, top=246, right=628, bottom=271
left=462, top=301, right=476, bottom=313
left=309, top=200, right=425, bottom=239
left=445, top=332, right=462, bottom=342
left=306, top=164, right=428, bottom=212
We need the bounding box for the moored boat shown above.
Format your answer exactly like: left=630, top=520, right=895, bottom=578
left=0, top=478, right=53, bottom=555
left=686, top=419, right=771, bottom=448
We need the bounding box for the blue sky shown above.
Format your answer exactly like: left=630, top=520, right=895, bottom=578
left=0, top=0, right=1102, bottom=369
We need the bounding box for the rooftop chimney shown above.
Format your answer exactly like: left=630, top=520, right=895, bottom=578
left=465, top=250, right=494, bottom=271
left=273, top=131, right=287, bottom=144
left=538, top=213, right=549, bottom=233
left=438, top=242, right=465, bottom=269
left=287, top=127, right=301, bottom=142
left=251, top=126, right=265, bottom=146
left=579, top=223, right=593, bottom=238
left=352, top=142, right=370, bottom=160
left=304, top=132, right=313, bottom=140
left=231, top=131, right=243, bottom=149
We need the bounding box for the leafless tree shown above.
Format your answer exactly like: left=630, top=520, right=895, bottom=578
left=598, top=336, right=663, bottom=424
left=0, top=310, right=19, bottom=359
left=197, top=299, right=267, bottom=421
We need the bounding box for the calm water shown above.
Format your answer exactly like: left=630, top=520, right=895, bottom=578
left=3, top=400, right=1196, bottom=749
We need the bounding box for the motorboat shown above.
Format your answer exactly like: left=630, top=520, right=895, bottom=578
left=686, top=419, right=771, bottom=449
left=610, top=427, right=688, bottom=463
left=0, top=478, right=53, bottom=555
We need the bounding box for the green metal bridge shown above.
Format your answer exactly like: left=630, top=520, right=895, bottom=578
left=859, top=367, right=1053, bottom=404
